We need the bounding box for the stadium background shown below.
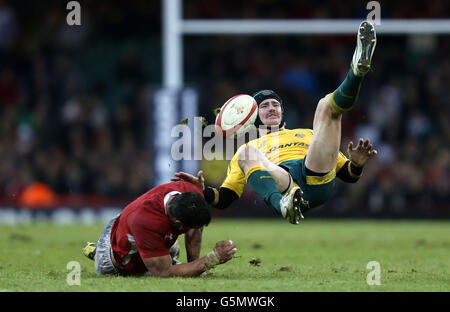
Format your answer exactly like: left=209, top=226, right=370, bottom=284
left=0, top=0, right=448, bottom=224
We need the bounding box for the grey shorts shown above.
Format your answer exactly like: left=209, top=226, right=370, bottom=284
left=94, top=214, right=124, bottom=276
left=94, top=214, right=181, bottom=276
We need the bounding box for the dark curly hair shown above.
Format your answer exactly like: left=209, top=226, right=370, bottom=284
left=169, top=192, right=211, bottom=228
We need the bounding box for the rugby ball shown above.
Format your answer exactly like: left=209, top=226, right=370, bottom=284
left=215, top=94, right=258, bottom=138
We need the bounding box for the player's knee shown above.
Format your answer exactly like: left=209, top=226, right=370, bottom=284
left=323, top=93, right=332, bottom=102
left=237, top=145, right=264, bottom=172
left=315, top=93, right=338, bottom=119
left=238, top=145, right=263, bottom=161
left=318, top=93, right=332, bottom=109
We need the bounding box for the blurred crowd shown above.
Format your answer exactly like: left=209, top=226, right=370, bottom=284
left=184, top=0, right=448, bottom=19
left=0, top=1, right=448, bottom=216
left=0, top=1, right=159, bottom=205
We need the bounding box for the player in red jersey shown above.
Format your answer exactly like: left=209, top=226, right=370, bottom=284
left=82, top=180, right=236, bottom=277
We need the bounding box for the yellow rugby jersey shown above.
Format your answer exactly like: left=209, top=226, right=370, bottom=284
left=221, top=128, right=349, bottom=197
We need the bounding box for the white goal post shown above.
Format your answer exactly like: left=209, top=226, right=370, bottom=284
left=163, top=0, right=450, bottom=88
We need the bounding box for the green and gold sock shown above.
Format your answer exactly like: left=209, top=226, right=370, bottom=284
left=247, top=170, right=283, bottom=215
left=330, top=68, right=364, bottom=113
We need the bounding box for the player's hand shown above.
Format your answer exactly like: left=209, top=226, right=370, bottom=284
left=347, top=138, right=377, bottom=167
left=213, top=240, right=237, bottom=264
left=171, top=170, right=205, bottom=190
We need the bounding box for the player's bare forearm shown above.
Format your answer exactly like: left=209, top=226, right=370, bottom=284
left=143, top=254, right=208, bottom=277
left=143, top=240, right=237, bottom=278
left=167, top=256, right=213, bottom=277
left=185, top=228, right=203, bottom=262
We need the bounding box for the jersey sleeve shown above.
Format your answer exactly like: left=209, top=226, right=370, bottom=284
left=336, top=151, right=349, bottom=172
left=220, top=145, right=246, bottom=197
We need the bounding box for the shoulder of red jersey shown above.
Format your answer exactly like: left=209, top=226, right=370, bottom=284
left=125, top=181, right=204, bottom=215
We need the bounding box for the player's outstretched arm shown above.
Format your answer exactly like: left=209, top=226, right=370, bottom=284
left=143, top=240, right=237, bottom=278
left=171, top=171, right=239, bottom=209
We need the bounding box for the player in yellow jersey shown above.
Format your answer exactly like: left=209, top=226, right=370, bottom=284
left=173, top=21, right=378, bottom=224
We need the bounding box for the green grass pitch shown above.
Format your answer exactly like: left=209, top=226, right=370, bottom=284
left=0, top=219, right=449, bottom=291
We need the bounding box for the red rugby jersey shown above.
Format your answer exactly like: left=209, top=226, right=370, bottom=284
left=110, top=181, right=204, bottom=274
